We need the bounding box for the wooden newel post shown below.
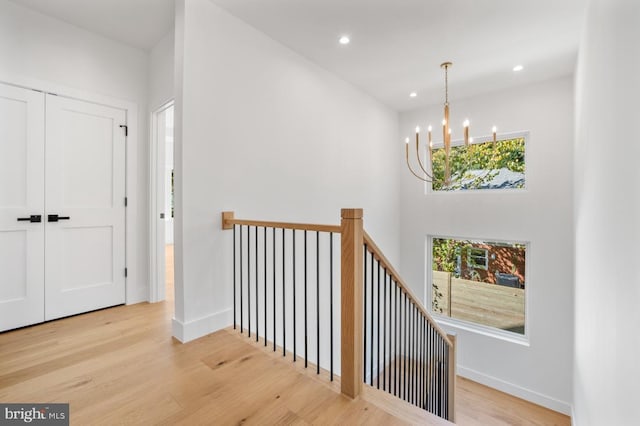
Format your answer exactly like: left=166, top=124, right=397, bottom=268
left=447, top=333, right=457, bottom=422
left=340, top=208, right=364, bottom=399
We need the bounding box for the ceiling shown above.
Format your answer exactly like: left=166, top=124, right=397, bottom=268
left=10, top=0, right=588, bottom=111
left=9, top=0, right=175, bottom=50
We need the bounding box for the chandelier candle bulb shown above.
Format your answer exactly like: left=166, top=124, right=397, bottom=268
left=463, top=120, right=470, bottom=146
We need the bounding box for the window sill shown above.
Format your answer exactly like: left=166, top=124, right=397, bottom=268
left=434, top=315, right=530, bottom=347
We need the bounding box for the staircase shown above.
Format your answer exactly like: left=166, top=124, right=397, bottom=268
left=222, top=208, right=457, bottom=423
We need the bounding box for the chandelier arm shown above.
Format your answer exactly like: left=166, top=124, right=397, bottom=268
left=406, top=151, right=433, bottom=183
left=415, top=141, right=435, bottom=180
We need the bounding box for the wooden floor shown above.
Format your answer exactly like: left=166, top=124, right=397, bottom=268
left=0, top=246, right=569, bottom=425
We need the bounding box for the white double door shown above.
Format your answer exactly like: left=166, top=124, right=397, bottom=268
left=0, top=83, right=126, bottom=332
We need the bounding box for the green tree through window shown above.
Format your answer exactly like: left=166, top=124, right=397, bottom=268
left=432, top=137, right=525, bottom=191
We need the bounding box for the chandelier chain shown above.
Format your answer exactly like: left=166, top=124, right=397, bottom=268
left=444, top=64, right=449, bottom=105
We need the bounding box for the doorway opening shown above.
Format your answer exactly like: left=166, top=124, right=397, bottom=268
left=151, top=100, right=175, bottom=304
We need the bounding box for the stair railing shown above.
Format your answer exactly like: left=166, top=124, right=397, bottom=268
left=222, top=209, right=456, bottom=422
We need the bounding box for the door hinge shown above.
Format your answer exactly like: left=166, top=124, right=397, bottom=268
left=124, top=197, right=128, bottom=207
left=119, top=124, right=128, bottom=137
left=124, top=268, right=128, bottom=278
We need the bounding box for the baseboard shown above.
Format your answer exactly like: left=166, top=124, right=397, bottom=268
left=126, top=284, right=149, bottom=305
left=571, top=404, right=577, bottom=425
left=172, top=308, right=233, bottom=343
left=458, top=365, right=572, bottom=416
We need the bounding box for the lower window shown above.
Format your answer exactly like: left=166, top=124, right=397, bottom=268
left=431, top=237, right=526, bottom=335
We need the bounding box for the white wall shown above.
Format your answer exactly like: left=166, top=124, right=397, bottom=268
left=173, top=0, right=400, bottom=342
left=574, top=1, right=640, bottom=424
left=149, top=30, right=175, bottom=111
left=399, top=76, right=574, bottom=414
left=0, top=0, right=150, bottom=303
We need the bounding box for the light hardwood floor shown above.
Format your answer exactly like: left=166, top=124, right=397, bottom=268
left=0, top=245, right=569, bottom=425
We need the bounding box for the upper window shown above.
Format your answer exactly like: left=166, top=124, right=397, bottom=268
left=431, top=134, right=526, bottom=192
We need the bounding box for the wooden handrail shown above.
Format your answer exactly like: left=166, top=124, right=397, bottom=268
left=364, top=231, right=452, bottom=347
left=222, top=211, right=340, bottom=233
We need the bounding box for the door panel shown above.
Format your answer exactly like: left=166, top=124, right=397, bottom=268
left=0, top=83, right=45, bottom=332
left=45, top=95, right=126, bottom=321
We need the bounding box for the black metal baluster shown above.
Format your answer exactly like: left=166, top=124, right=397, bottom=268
left=240, top=225, right=243, bottom=334
left=377, top=260, right=381, bottom=389
left=391, top=280, right=398, bottom=396
left=420, top=316, right=425, bottom=409
left=418, top=315, right=423, bottom=409
left=413, top=304, right=420, bottom=405
left=400, top=289, right=404, bottom=400
left=430, top=324, right=434, bottom=412
left=409, top=303, right=413, bottom=405
left=233, top=225, right=237, bottom=330
left=304, top=230, right=308, bottom=368
left=264, top=227, right=267, bottom=346
left=439, top=332, right=443, bottom=416
left=410, top=298, right=414, bottom=404
left=413, top=305, right=418, bottom=405
left=316, top=231, right=320, bottom=374
left=282, top=228, right=286, bottom=357
left=423, top=318, right=428, bottom=410
left=248, top=226, right=251, bottom=338
left=293, top=230, right=296, bottom=361
left=410, top=302, right=414, bottom=404
left=445, top=339, right=449, bottom=419
left=370, top=250, right=374, bottom=386
left=396, top=282, right=402, bottom=398
left=404, top=292, right=408, bottom=401
left=273, top=227, right=276, bottom=351
left=426, top=323, right=430, bottom=412
left=436, top=335, right=440, bottom=416
left=255, top=226, right=259, bottom=342
left=383, top=270, right=387, bottom=392
left=363, top=244, right=368, bottom=380
left=440, top=336, right=445, bottom=416
left=395, top=283, right=399, bottom=397
left=392, top=280, right=396, bottom=397
left=330, top=232, right=334, bottom=381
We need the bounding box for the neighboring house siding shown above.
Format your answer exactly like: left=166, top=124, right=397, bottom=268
left=460, top=243, right=526, bottom=287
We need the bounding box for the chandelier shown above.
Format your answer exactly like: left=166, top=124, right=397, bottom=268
left=405, top=62, right=497, bottom=187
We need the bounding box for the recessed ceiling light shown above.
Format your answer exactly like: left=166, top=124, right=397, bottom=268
left=339, top=35, right=350, bottom=45
left=513, top=65, right=524, bottom=72
left=409, top=92, right=417, bottom=98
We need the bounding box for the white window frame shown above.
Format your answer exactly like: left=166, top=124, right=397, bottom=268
left=426, top=234, right=530, bottom=345
left=467, top=247, right=489, bottom=270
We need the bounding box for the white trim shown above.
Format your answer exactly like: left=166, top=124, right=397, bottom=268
left=426, top=234, right=530, bottom=343
left=436, top=316, right=529, bottom=346
left=571, top=404, right=577, bottom=426
left=0, top=73, right=142, bottom=305
left=149, top=99, right=175, bottom=303
left=458, top=365, right=572, bottom=416
left=171, top=309, right=233, bottom=343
